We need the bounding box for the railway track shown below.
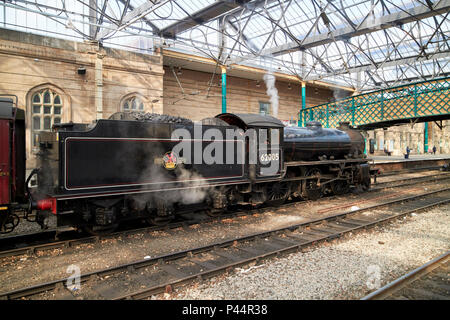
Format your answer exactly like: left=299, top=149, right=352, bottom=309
left=0, top=171, right=449, bottom=259
left=1, top=185, right=449, bottom=300
left=371, top=171, right=450, bottom=188
left=373, top=165, right=448, bottom=178
left=362, top=252, right=449, bottom=300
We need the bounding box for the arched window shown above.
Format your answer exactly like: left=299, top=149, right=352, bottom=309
left=122, top=95, right=144, bottom=111
left=31, top=89, right=63, bottom=147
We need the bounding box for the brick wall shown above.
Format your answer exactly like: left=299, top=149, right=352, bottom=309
left=163, top=66, right=335, bottom=122
left=0, top=29, right=164, bottom=168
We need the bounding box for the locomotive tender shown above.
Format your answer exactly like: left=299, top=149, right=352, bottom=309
left=0, top=96, right=371, bottom=234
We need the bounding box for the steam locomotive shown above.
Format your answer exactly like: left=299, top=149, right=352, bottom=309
left=0, top=96, right=371, bottom=234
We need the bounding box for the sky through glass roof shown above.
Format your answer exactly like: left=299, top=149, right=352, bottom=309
left=1, top=0, right=448, bottom=91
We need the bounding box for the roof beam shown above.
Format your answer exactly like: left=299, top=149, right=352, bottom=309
left=229, top=0, right=450, bottom=65
left=306, top=51, right=450, bottom=81
left=116, top=0, right=161, bottom=34
left=159, top=0, right=252, bottom=39
left=96, top=0, right=169, bottom=40
left=373, top=71, right=450, bottom=87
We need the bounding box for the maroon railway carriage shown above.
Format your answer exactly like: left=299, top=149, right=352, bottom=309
left=0, top=97, right=26, bottom=233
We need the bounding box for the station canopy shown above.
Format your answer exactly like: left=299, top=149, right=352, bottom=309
left=1, top=0, right=449, bottom=92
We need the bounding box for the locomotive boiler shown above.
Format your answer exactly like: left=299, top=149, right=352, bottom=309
left=283, top=121, right=365, bottom=161
left=0, top=96, right=371, bottom=235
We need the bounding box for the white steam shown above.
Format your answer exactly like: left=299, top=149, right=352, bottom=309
left=132, top=144, right=212, bottom=211
left=176, top=168, right=209, bottom=205
left=263, top=71, right=279, bottom=118
left=333, top=88, right=348, bottom=101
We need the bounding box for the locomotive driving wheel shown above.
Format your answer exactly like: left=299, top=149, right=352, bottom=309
left=302, top=168, right=323, bottom=201
left=331, top=180, right=350, bottom=195
left=0, top=213, right=20, bottom=234
left=266, top=182, right=290, bottom=206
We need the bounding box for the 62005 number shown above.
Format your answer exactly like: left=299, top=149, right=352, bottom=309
left=260, top=153, right=279, bottom=162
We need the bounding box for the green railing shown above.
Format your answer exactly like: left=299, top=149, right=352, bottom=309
left=299, top=76, right=450, bottom=128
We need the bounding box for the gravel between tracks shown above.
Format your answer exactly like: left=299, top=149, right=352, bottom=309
left=166, top=203, right=450, bottom=300
left=0, top=170, right=444, bottom=238
left=0, top=181, right=447, bottom=296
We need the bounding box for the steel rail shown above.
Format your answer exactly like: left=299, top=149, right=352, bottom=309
left=361, top=251, right=450, bottom=300
left=371, top=172, right=450, bottom=188
left=115, top=191, right=450, bottom=300
left=116, top=190, right=450, bottom=299
left=1, top=187, right=449, bottom=300
left=375, top=165, right=448, bottom=177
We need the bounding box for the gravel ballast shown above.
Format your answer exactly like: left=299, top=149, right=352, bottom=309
left=168, top=203, right=450, bottom=300
left=0, top=181, right=447, bottom=296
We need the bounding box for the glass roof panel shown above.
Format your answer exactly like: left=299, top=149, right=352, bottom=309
left=0, top=0, right=448, bottom=91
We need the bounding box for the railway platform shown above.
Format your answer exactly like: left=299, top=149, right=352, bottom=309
left=371, top=154, right=450, bottom=162
left=369, top=154, right=450, bottom=174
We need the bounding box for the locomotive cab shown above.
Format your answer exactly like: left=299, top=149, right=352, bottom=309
left=215, top=113, right=284, bottom=180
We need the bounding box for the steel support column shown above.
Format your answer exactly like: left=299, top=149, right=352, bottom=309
left=221, top=66, right=227, bottom=113
left=424, top=122, right=429, bottom=153
left=301, top=82, right=306, bottom=126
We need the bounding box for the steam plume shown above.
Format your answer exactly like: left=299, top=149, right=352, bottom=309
left=263, top=71, right=279, bottom=118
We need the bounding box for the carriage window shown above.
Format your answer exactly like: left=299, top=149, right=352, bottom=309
left=31, top=89, right=63, bottom=147
left=122, top=96, right=144, bottom=111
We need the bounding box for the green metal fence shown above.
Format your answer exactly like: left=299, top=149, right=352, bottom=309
left=299, top=76, right=450, bottom=128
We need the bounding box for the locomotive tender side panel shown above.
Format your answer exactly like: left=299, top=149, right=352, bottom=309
left=64, top=137, right=245, bottom=191
left=54, top=119, right=246, bottom=198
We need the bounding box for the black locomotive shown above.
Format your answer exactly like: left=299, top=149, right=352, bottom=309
left=0, top=96, right=371, bottom=234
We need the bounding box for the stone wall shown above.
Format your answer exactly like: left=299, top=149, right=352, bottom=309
left=366, top=120, right=450, bottom=156
left=0, top=29, right=164, bottom=168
